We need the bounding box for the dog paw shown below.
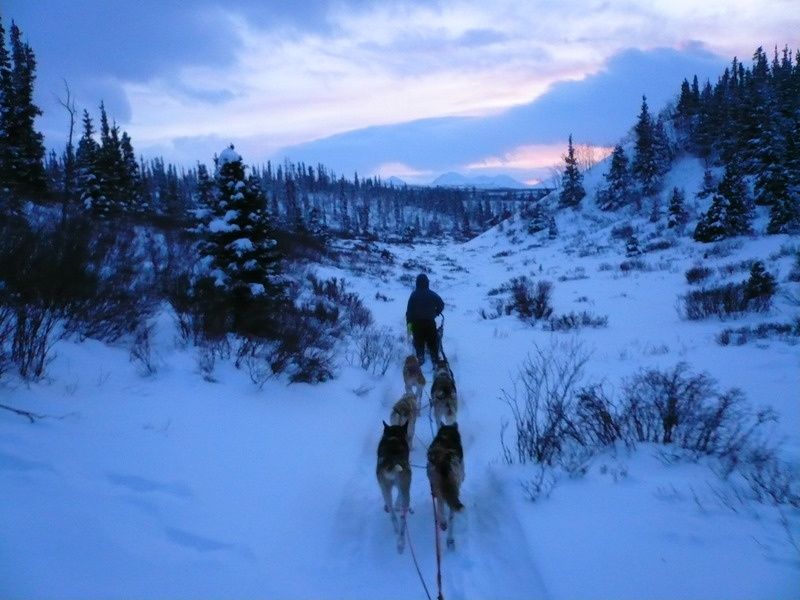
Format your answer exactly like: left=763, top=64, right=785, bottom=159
left=384, top=505, right=390, bottom=513
left=440, top=522, right=448, bottom=531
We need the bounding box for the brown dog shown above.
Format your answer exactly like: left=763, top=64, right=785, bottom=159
left=390, top=391, right=419, bottom=449
left=402, top=355, right=426, bottom=402
left=430, top=359, right=457, bottom=425
left=427, top=422, right=464, bottom=549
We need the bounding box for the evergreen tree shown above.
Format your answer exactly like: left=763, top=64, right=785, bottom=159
left=693, top=191, right=728, bottom=242
left=547, top=214, right=558, bottom=239
left=766, top=190, right=800, bottom=234
left=0, top=16, right=11, bottom=201
left=559, top=134, right=585, bottom=209
left=667, top=187, right=688, bottom=229
left=202, top=145, right=283, bottom=337
left=596, top=144, right=632, bottom=210
left=744, top=261, right=776, bottom=306
left=717, top=158, right=752, bottom=236
left=631, top=96, right=663, bottom=197
left=696, top=168, right=716, bottom=202
left=625, top=234, right=641, bottom=257
left=694, top=160, right=752, bottom=241
left=0, top=20, right=46, bottom=200
left=74, top=109, right=102, bottom=215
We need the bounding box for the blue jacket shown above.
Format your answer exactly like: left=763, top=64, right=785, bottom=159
left=406, top=274, right=444, bottom=322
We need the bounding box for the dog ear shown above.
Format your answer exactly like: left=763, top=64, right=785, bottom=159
left=383, top=420, right=389, bottom=429
left=402, top=420, right=409, bottom=433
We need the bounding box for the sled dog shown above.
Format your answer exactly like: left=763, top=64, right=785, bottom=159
left=376, top=421, right=411, bottom=553
left=430, top=359, right=457, bottom=425
left=427, top=422, right=465, bottom=549
left=390, top=391, right=419, bottom=449
left=402, top=355, right=426, bottom=402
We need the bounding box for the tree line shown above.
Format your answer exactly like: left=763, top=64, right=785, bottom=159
left=556, top=45, right=800, bottom=239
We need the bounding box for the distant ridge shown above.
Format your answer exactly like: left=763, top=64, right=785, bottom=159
left=431, top=172, right=531, bottom=189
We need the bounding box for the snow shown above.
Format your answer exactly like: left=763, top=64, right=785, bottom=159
left=227, top=237, right=254, bottom=255
left=217, top=145, right=241, bottom=166
left=1, top=162, right=799, bottom=598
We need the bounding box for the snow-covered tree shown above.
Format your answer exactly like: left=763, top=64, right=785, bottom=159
left=667, top=187, right=689, bottom=229
left=631, top=96, right=666, bottom=197
left=694, top=160, right=752, bottom=242
left=74, top=109, right=103, bottom=215
left=201, top=145, right=283, bottom=337
left=596, top=144, right=633, bottom=211
left=559, top=134, right=585, bottom=209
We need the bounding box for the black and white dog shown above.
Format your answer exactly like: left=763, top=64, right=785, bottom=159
left=376, top=421, right=411, bottom=553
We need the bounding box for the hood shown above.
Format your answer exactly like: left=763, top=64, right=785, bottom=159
left=415, top=273, right=430, bottom=289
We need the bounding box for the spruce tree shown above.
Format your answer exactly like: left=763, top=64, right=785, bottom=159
left=0, top=20, right=46, bottom=200
left=717, top=158, right=752, bottom=236
left=632, top=96, right=662, bottom=197
left=625, top=234, right=641, bottom=257
left=694, top=159, right=752, bottom=241
left=596, top=144, right=632, bottom=210
left=667, top=187, right=688, bottom=229
left=767, top=190, right=800, bottom=234
left=0, top=16, right=11, bottom=200
left=74, top=109, right=102, bottom=215
left=559, top=134, right=585, bottom=209
left=202, top=145, right=283, bottom=337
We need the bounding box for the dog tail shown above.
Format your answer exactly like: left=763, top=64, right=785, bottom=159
left=439, top=460, right=464, bottom=511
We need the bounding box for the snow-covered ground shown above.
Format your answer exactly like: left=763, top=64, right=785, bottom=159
left=2, top=167, right=799, bottom=598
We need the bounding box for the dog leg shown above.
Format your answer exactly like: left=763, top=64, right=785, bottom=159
left=446, top=507, right=456, bottom=550
left=437, top=497, right=448, bottom=531
left=381, top=481, right=400, bottom=533
left=397, top=512, right=407, bottom=554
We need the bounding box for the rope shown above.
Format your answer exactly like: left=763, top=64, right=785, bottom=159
left=403, top=509, right=434, bottom=600
left=431, top=492, right=445, bottom=600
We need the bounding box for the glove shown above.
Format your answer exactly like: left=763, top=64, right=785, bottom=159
left=406, top=322, right=413, bottom=335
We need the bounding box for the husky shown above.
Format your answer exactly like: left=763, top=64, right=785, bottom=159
left=376, top=421, right=412, bottom=553
left=402, top=355, right=426, bottom=402
left=390, top=391, right=419, bottom=449
left=430, top=359, right=457, bottom=425
left=427, top=422, right=465, bottom=549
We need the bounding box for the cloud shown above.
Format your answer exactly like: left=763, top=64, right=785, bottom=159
left=4, top=0, right=797, bottom=178
left=278, top=44, right=728, bottom=180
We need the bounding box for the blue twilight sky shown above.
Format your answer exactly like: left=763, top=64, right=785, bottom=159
left=3, top=0, right=799, bottom=184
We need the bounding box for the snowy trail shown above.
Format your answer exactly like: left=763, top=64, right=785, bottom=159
left=328, top=243, right=550, bottom=600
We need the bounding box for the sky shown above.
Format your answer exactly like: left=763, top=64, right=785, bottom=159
left=3, top=0, right=799, bottom=184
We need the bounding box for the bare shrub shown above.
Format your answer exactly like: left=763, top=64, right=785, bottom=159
left=240, top=339, right=279, bottom=388
left=130, top=323, right=157, bottom=376
left=353, top=325, right=400, bottom=376
left=544, top=311, right=608, bottom=331
left=502, top=339, right=591, bottom=465
left=197, top=342, right=220, bottom=382
left=11, top=305, right=59, bottom=380
left=717, top=320, right=800, bottom=346
left=680, top=283, right=749, bottom=319
left=619, top=258, right=649, bottom=272
left=270, top=311, right=337, bottom=383
left=611, top=223, right=635, bottom=240
left=685, top=265, right=713, bottom=285
left=619, top=363, right=778, bottom=464
left=741, top=454, right=800, bottom=507
left=0, top=306, right=12, bottom=379
left=528, top=280, right=554, bottom=320
left=574, top=385, right=621, bottom=446
left=520, top=464, right=558, bottom=502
